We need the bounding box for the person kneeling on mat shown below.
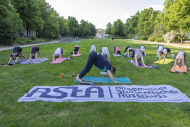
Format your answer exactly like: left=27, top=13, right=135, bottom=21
left=53, top=47, right=64, bottom=62
left=8, top=47, right=26, bottom=64
left=114, top=46, right=121, bottom=55
left=73, top=45, right=81, bottom=55
left=140, top=45, right=146, bottom=56
left=76, top=51, right=120, bottom=83
left=159, top=48, right=174, bottom=64
left=101, top=47, right=110, bottom=62
left=157, top=45, right=164, bottom=57
left=123, top=46, right=133, bottom=56
left=90, top=45, right=97, bottom=52
left=131, top=48, right=146, bottom=67
left=173, top=51, right=186, bottom=73
left=30, top=46, right=41, bottom=63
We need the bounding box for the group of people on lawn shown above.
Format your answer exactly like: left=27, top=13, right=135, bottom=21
left=7, top=43, right=187, bottom=83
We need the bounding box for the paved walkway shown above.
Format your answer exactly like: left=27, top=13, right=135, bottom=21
left=0, top=41, right=59, bottom=51
left=127, top=39, right=190, bottom=49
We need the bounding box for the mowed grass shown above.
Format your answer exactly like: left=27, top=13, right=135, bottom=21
left=0, top=39, right=190, bottom=127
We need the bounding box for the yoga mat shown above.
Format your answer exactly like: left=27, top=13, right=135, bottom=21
left=72, top=54, right=82, bottom=57
left=75, top=76, right=131, bottom=83
left=124, top=54, right=132, bottom=57
left=170, top=66, right=187, bottom=74
left=18, top=85, right=190, bottom=102
left=113, top=54, right=122, bottom=57
left=2, top=59, right=25, bottom=66
left=154, top=59, right=173, bottom=64
left=50, top=58, right=67, bottom=64
left=128, top=60, right=149, bottom=68
left=20, top=58, right=49, bottom=64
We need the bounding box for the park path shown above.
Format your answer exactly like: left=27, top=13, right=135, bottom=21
left=0, top=41, right=59, bottom=52
left=127, top=39, right=190, bottom=49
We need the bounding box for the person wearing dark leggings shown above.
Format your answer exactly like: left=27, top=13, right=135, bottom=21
left=8, top=47, right=25, bottom=64
left=30, top=46, right=41, bottom=63
left=159, top=47, right=174, bottom=64
left=76, top=51, right=120, bottom=83
left=124, top=46, right=133, bottom=56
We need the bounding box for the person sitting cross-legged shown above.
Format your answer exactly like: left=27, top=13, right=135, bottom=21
left=76, top=51, right=120, bottom=83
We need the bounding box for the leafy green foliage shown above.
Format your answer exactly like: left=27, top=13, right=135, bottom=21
left=112, top=19, right=124, bottom=36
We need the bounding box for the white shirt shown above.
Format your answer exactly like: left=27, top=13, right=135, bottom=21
left=90, top=45, right=96, bottom=52
left=101, top=47, right=110, bottom=58
left=54, top=48, right=62, bottom=56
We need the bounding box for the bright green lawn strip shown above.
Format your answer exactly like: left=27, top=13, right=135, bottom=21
left=0, top=39, right=190, bottom=126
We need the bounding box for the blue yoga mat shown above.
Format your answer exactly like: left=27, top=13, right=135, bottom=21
left=75, top=76, right=132, bottom=83
left=20, top=58, right=49, bottom=64
left=124, top=54, right=132, bottom=57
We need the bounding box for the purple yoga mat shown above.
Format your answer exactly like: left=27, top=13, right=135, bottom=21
left=72, top=54, right=82, bottom=57
left=50, top=58, right=67, bottom=64
left=128, top=60, right=149, bottom=68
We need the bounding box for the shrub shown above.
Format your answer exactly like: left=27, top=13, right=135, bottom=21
left=127, top=34, right=136, bottom=39
left=31, top=36, right=37, bottom=41
left=148, top=36, right=155, bottom=41
left=139, top=36, right=148, bottom=40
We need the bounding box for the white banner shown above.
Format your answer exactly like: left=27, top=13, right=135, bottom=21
left=18, top=85, right=190, bottom=103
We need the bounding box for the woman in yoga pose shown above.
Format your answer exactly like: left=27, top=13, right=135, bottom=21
left=157, top=45, right=164, bottom=57
left=172, top=51, right=186, bottom=73
left=76, top=51, right=119, bottom=83
left=52, top=47, right=64, bottom=62
left=8, top=47, right=26, bottom=64
left=29, top=46, right=41, bottom=62
left=73, top=45, right=80, bottom=55
left=90, top=45, right=97, bottom=52
left=123, top=46, right=133, bottom=56
left=140, top=45, right=146, bottom=56
left=131, top=48, right=146, bottom=67
left=159, top=47, right=174, bottom=64
left=114, top=46, right=121, bottom=55
left=101, top=47, right=110, bottom=62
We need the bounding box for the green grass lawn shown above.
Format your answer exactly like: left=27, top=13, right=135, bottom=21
left=0, top=39, right=190, bottom=127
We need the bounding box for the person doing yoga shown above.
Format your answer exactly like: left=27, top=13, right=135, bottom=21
left=123, top=46, right=133, bottom=56
left=101, top=47, right=110, bottom=62
left=159, top=48, right=174, bottom=64
left=8, top=47, right=25, bottom=64
left=53, top=47, right=64, bottom=62
left=73, top=45, right=80, bottom=55
left=29, top=46, right=41, bottom=62
left=173, top=51, right=186, bottom=73
left=157, top=45, right=164, bottom=57
left=114, top=46, right=121, bottom=55
left=76, top=51, right=120, bottom=83
left=140, top=45, right=146, bottom=56
left=131, top=48, right=146, bottom=67
left=90, top=45, right=97, bottom=52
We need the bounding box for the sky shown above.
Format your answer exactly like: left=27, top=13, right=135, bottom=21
left=45, top=0, right=165, bottom=29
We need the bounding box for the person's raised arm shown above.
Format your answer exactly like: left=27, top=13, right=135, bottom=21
left=107, top=70, right=120, bottom=83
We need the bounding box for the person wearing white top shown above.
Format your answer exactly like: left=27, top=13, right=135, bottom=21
left=90, top=45, right=97, bottom=52
left=140, top=45, right=146, bottom=56
left=101, top=47, right=110, bottom=62
left=157, top=45, right=164, bottom=57
left=52, top=47, right=63, bottom=62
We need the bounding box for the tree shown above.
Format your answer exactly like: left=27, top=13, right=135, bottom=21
left=112, top=19, right=124, bottom=36
left=105, top=22, right=112, bottom=35
left=66, top=16, right=79, bottom=37
left=164, top=0, right=190, bottom=43
left=58, top=16, right=68, bottom=37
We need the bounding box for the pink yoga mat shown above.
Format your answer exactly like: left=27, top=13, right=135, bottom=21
left=50, top=58, right=67, bottom=64
left=72, top=54, right=82, bottom=57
